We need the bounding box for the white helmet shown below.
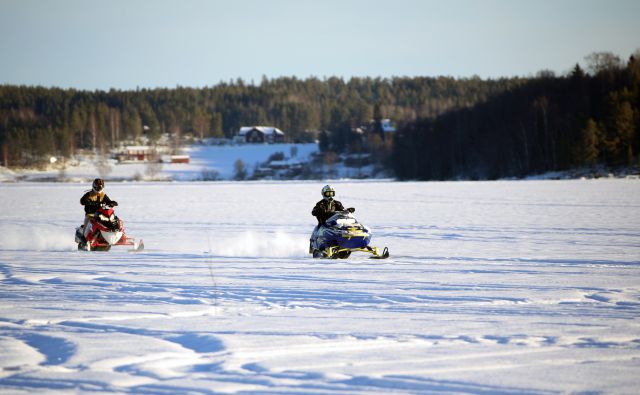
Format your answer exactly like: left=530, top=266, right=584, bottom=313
left=321, top=185, right=335, bottom=200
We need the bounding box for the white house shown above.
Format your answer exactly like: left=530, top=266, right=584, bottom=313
left=235, top=126, right=285, bottom=143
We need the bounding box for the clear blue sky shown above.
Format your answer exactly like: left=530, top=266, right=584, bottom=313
left=1, top=0, right=638, bottom=91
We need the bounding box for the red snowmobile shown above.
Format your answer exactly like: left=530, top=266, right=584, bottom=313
left=75, top=203, right=143, bottom=251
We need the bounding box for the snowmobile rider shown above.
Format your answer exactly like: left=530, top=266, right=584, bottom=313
left=312, top=185, right=355, bottom=225
left=80, top=178, right=118, bottom=240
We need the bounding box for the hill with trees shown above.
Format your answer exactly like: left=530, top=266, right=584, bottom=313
left=1, top=51, right=638, bottom=180
left=393, top=52, right=640, bottom=180
left=0, top=75, right=521, bottom=168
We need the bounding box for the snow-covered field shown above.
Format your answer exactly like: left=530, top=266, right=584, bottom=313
left=0, top=143, right=319, bottom=182
left=1, top=179, right=639, bottom=394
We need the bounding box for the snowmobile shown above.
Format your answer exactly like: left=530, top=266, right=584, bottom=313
left=75, top=203, right=143, bottom=252
left=309, top=210, right=389, bottom=259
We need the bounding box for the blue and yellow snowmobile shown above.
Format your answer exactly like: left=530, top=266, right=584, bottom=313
left=309, top=211, right=389, bottom=259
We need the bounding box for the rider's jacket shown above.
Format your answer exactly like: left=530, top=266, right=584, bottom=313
left=80, top=190, right=115, bottom=215
left=312, top=199, right=345, bottom=224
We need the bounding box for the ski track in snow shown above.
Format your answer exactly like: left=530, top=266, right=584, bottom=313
left=0, top=180, right=639, bottom=394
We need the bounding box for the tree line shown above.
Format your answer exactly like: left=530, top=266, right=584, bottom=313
left=0, top=75, right=521, bottom=167
left=1, top=51, right=637, bottom=180
left=393, top=52, right=640, bottom=180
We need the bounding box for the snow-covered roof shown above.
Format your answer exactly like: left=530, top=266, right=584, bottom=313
left=238, top=126, right=285, bottom=136
left=124, top=145, right=154, bottom=151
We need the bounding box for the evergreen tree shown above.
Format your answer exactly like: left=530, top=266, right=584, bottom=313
left=578, top=119, right=600, bottom=166
left=318, top=131, right=330, bottom=152
left=58, top=127, right=73, bottom=158
left=69, top=107, right=87, bottom=148
left=122, top=108, right=143, bottom=141
left=211, top=112, right=224, bottom=138
left=372, top=102, right=384, bottom=141
left=614, top=99, right=636, bottom=165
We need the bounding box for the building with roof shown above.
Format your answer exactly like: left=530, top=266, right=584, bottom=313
left=115, top=146, right=156, bottom=162
left=235, top=126, right=285, bottom=143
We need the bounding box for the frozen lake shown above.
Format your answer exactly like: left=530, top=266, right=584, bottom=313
left=1, top=179, right=639, bottom=393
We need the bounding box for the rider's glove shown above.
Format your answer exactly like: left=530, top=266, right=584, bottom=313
left=347, top=207, right=355, bottom=213
left=110, top=201, right=118, bottom=207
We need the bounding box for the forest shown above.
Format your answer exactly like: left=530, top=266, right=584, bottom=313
left=1, top=51, right=638, bottom=179
left=0, top=73, right=522, bottom=168
left=393, top=52, right=640, bottom=180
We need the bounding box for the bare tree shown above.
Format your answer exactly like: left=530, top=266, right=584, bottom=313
left=585, top=52, right=623, bottom=74
left=233, top=159, right=247, bottom=180
left=145, top=148, right=163, bottom=179
left=145, top=160, right=163, bottom=180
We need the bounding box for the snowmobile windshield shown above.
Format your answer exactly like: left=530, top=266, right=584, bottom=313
left=326, top=212, right=357, bottom=227
left=98, top=212, right=115, bottom=223
left=335, top=217, right=357, bottom=226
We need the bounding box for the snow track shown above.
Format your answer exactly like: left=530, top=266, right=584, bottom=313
left=1, top=180, right=639, bottom=393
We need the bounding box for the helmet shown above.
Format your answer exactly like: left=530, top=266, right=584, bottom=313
left=321, top=184, right=335, bottom=200
left=92, top=178, right=104, bottom=193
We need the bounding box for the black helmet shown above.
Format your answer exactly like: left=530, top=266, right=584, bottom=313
left=92, top=178, right=104, bottom=192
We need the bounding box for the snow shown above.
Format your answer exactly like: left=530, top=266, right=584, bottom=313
left=1, top=143, right=318, bottom=182
left=173, top=143, right=316, bottom=180
left=1, top=179, right=639, bottom=393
